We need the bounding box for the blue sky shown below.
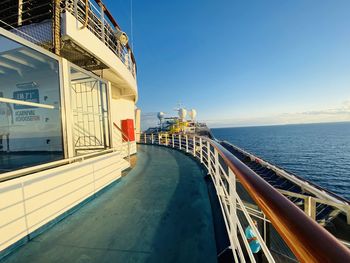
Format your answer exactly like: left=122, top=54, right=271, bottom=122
left=108, top=0, right=350, bottom=127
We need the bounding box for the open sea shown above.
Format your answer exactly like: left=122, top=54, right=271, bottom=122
left=212, top=122, right=350, bottom=200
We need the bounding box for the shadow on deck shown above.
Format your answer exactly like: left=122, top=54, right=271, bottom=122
left=1, top=145, right=217, bottom=263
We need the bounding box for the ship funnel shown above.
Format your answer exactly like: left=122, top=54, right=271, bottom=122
left=114, top=29, right=129, bottom=46
left=189, top=109, right=197, bottom=121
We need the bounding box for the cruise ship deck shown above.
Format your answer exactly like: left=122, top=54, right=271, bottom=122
left=0, top=145, right=217, bottom=263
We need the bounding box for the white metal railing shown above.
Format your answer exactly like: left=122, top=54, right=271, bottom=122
left=138, top=133, right=350, bottom=262
left=61, top=0, right=136, bottom=77
left=222, top=142, right=350, bottom=224
left=139, top=133, right=276, bottom=262
left=112, top=122, right=131, bottom=164
left=226, top=142, right=350, bottom=204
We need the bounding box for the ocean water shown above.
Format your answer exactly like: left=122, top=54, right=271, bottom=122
left=212, top=122, right=350, bottom=200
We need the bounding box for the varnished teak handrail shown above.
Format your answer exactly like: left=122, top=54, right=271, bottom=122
left=210, top=139, right=350, bottom=263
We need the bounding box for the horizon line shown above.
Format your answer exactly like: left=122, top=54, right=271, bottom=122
left=209, top=120, right=350, bottom=129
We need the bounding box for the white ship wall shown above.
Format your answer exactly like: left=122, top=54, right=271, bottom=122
left=0, top=18, right=138, bottom=256
left=0, top=151, right=129, bottom=253
left=109, top=88, right=137, bottom=155
left=61, top=12, right=137, bottom=99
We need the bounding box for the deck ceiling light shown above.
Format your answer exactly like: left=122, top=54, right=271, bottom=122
left=18, top=49, right=56, bottom=70
left=1, top=54, right=36, bottom=68
left=0, top=61, right=22, bottom=76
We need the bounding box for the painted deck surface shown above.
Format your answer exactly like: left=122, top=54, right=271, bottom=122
left=1, top=145, right=217, bottom=263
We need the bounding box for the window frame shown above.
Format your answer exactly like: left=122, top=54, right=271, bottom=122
left=0, top=28, right=65, bottom=171
left=68, top=62, right=111, bottom=156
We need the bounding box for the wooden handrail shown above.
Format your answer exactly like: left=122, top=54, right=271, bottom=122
left=210, top=139, right=350, bottom=262
left=94, top=0, right=122, bottom=30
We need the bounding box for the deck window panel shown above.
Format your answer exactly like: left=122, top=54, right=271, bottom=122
left=0, top=34, right=63, bottom=173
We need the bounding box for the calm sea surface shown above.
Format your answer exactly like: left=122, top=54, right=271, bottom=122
left=212, top=122, right=350, bottom=200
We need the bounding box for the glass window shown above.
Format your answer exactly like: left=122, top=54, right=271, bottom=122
left=70, top=67, right=110, bottom=155
left=0, top=35, right=63, bottom=173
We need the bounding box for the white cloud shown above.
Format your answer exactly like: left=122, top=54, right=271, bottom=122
left=140, top=100, right=350, bottom=129
left=203, top=100, right=350, bottom=128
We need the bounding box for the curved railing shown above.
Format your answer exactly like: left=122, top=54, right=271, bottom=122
left=61, top=0, right=137, bottom=77
left=138, top=133, right=350, bottom=263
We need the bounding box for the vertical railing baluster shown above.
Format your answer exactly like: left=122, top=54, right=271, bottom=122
left=193, top=136, right=196, bottom=157
left=186, top=135, right=188, bottom=153
left=151, top=133, right=154, bottom=144
left=18, top=0, right=23, bottom=26
left=74, top=0, right=78, bottom=20
left=263, top=213, right=267, bottom=243
left=207, top=141, right=211, bottom=174
left=172, top=134, right=175, bottom=148
left=214, top=148, right=220, bottom=187
left=100, top=2, right=105, bottom=43
left=305, top=196, right=316, bottom=220
left=179, top=134, right=182, bottom=150
left=200, top=137, right=203, bottom=163
left=228, top=168, right=237, bottom=249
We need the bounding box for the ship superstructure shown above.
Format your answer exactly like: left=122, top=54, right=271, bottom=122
left=145, top=108, right=213, bottom=137
left=0, top=0, right=140, bottom=259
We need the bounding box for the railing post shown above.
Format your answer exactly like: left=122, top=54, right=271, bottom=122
left=200, top=137, right=203, bottom=163
left=100, top=2, right=105, bottom=43
left=151, top=133, right=154, bottom=144
left=133, top=63, right=136, bottom=77
left=128, top=49, right=132, bottom=70
left=343, top=206, right=350, bottom=225
left=158, top=134, right=161, bottom=145
left=186, top=135, right=189, bottom=153
left=263, top=213, right=267, bottom=243
left=179, top=134, right=182, bottom=150
left=53, top=0, right=61, bottom=55
left=144, top=133, right=146, bottom=143
left=165, top=134, right=168, bottom=146
left=18, top=0, right=23, bottom=26
left=172, top=134, right=175, bottom=148
left=214, top=148, right=220, bottom=186
left=74, top=0, right=78, bottom=20
left=193, top=136, right=196, bottom=157
left=127, top=141, right=130, bottom=164
left=304, top=196, right=316, bottom=220
left=228, top=168, right=237, bottom=249
left=207, top=141, right=211, bottom=174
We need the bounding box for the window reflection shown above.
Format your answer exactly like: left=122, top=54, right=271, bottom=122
left=0, top=35, right=63, bottom=173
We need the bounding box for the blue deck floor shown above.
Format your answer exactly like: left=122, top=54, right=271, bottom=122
left=1, top=145, right=217, bottom=263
